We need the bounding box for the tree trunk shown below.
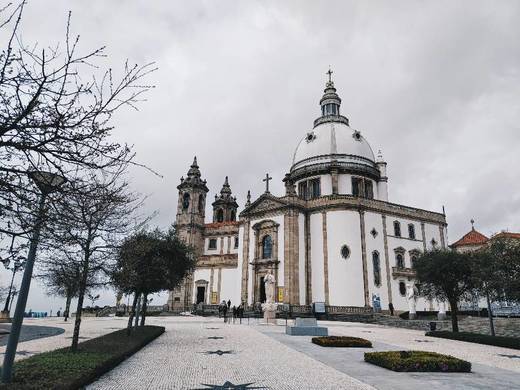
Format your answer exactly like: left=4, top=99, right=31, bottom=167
left=64, top=293, right=72, bottom=322
left=486, top=290, right=496, bottom=336
left=127, top=292, right=138, bottom=336
left=140, top=293, right=148, bottom=327
left=134, top=294, right=141, bottom=328
left=71, top=240, right=91, bottom=352
left=449, top=298, right=459, bottom=332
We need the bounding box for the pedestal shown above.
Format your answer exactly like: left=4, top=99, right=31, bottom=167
left=261, top=302, right=277, bottom=324
left=408, top=312, right=417, bottom=320
left=0, top=311, right=11, bottom=323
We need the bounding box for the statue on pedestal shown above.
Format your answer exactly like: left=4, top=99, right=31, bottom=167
left=261, top=270, right=277, bottom=323
left=406, top=283, right=419, bottom=319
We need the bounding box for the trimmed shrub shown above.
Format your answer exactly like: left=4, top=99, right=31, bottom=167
left=425, top=331, right=520, bottom=350
left=1, top=325, right=165, bottom=390
left=364, top=350, right=471, bottom=372
left=312, top=336, right=372, bottom=348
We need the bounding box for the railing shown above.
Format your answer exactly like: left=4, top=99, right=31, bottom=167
left=326, top=305, right=373, bottom=314
left=391, top=266, right=416, bottom=279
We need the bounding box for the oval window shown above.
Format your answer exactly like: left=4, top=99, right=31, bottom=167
left=340, top=245, right=350, bottom=259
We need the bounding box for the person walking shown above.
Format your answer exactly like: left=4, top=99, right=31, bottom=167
left=389, top=302, right=395, bottom=316
left=222, top=303, right=228, bottom=323
left=232, top=306, right=237, bottom=323
left=227, top=299, right=231, bottom=309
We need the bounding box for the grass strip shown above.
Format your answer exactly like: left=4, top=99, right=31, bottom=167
left=0, top=325, right=165, bottom=389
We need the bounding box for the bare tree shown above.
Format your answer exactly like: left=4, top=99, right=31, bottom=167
left=50, top=170, right=146, bottom=351
left=0, top=2, right=156, bottom=260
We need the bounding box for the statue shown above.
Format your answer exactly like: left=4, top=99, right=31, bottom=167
left=437, top=300, right=447, bottom=320
left=264, top=271, right=276, bottom=303
left=406, top=283, right=419, bottom=319
left=261, top=270, right=277, bottom=323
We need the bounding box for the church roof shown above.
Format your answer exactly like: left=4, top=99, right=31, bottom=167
left=491, top=232, right=520, bottom=240
left=450, top=228, right=489, bottom=248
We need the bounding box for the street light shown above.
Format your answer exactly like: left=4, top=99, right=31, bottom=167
left=0, top=257, right=25, bottom=319
left=1, top=171, right=66, bottom=383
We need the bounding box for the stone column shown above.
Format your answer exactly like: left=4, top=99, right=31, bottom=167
left=421, top=222, right=427, bottom=251
left=241, top=220, right=250, bottom=304
left=209, top=268, right=215, bottom=303
left=439, top=225, right=446, bottom=249
left=359, top=210, right=370, bottom=307
left=382, top=215, right=393, bottom=305
left=284, top=209, right=300, bottom=304
left=305, top=213, right=312, bottom=305
left=217, top=268, right=222, bottom=303
left=322, top=212, right=330, bottom=305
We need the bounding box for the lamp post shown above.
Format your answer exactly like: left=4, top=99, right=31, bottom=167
left=1, top=171, right=66, bottom=383
left=0, top=258, right=25, bottom=319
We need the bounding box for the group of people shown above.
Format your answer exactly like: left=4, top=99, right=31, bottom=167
left=218, top=299, right=245, bottom=323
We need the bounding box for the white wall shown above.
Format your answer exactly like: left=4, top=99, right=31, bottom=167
left=326, top=210, right=365, bottom=306
left=192, top=268, right=211, bottom=304
left=219, top=268, right=240, bottom=306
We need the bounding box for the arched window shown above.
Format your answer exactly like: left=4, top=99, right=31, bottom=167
left=372, top=251, right=381, bottom=287
left=262, top=235, right=273, bottom=259
left=396, top=253, right=404, bottom=269
left=399, top=281, right=406, bottom=296
left=182, top=193, right=190, bottom=210
left=393, top=221, right=401, bottom=237
left=411, top=255, right=418, bottom=269
left=230, top=210, right=236, bottom=221
left=408, top=224, right=416, bottom=239
left=198, top=195, right=205, bottom=213
left=216, top=209, right=224, bottom=223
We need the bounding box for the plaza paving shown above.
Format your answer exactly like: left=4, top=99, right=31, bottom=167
left=1, top=316, right=519, bottom=389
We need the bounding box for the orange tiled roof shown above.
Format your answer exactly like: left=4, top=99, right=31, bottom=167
left=450, top=228, right=489, bottom=248
left=491, top=232, right=520, bottom=240
left=205, top=221, right=240, bottom=229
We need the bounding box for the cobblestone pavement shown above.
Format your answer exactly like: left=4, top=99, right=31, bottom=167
left=89, top=317, right=373, bottom=390
left=0, top=316, right=127, bottom=360
left=320, top=320, right=520, bottom=373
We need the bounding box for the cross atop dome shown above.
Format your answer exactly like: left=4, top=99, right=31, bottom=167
left=316, top=68, right=349, bottom=127
left=326, top=67, right=334, bottom=86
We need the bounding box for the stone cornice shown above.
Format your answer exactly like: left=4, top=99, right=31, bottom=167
left=197, top=254, right=238, bottom=268
left=240, top=193, right=446, bottom=225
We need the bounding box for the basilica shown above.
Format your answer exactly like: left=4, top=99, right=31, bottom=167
left=168, top=74, right=447, bottom=313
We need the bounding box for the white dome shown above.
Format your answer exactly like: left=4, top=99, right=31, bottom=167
left=291, top=121, right=375, bottom=171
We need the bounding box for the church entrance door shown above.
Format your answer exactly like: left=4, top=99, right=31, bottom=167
left=196, top=286, right=205, bottom=304
left=260, top=276, right=266, bottom=303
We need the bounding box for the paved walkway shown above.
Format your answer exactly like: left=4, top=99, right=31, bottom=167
left=3, top=316, right=520, bottom=389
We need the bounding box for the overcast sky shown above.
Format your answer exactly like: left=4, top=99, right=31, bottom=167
left=2, top=0, right=519, bottom=312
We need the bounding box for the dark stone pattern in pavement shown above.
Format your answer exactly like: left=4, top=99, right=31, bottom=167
left=0, top=324, right=65, bottom=346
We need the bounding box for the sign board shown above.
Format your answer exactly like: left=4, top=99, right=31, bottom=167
left=277, top=286, right=284, bottom=302
left=211, top=292, right=218, bottom=304
left=313, top=302, right=326, bottom=314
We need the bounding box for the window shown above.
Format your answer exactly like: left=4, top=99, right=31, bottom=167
left=310, top=178, right=320, bottom=199
left=411, top=255, right=418, bottom=269
left=393, top=221, right=401, bottom=237
left=182, top=193, right=190, bottom=210
left=262, top=235, right=273, bottom=259
left=208, top=239, right=217, bottom=250
left=234, top=236, right=239, bottom=249
left=399, top=281, right=406, bottom=296
left=216, top=209, right=224, bottom=223
left=298, top=178, right=321, bottom=200
left=230, top=210, right=236, bottom=221
left=340, top=245, right=351, bottom=259
left=396, top=253, right=404, bottom=269
left=365, top=180, right=374, bottom=199
left=198, top=195, right=205, bottom=213
left=298, top=181, right=307, bottom=199
left=352, top=177, right=362, bottom=197
left=408, top=224, right=416, bottom=239
left=372, top=251, right=381, bottom=287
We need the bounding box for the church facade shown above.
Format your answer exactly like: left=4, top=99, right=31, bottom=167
left=168, top=75, right=447, bottom=313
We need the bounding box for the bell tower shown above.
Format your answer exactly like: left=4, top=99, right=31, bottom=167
left=212, top=176, right=239, bottom=222
left=169, top=157, right=209, bottom=311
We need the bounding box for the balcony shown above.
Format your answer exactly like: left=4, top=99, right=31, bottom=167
left=392, top=266, right=416, bottom=279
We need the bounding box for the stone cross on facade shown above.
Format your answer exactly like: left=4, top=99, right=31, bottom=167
left=263, top=173, right=272, bottom=193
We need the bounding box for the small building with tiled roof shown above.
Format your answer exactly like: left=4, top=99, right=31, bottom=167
left=450, top=224, right=489, bottom=252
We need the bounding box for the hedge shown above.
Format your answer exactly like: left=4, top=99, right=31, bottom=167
left=425, top=331, right=520, bottom=350
left=364, top=351, right=471, bottom=372
left=0, top=325, right=165, bottom=390
left=312, top=336, right=372, bottom=348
